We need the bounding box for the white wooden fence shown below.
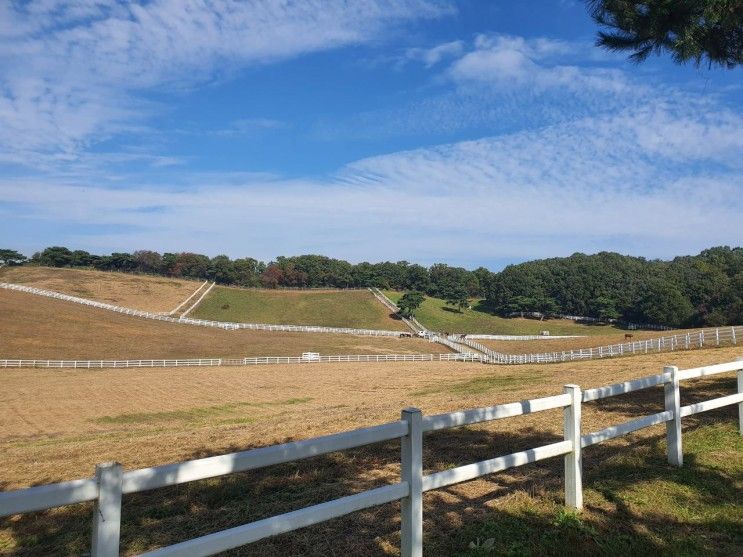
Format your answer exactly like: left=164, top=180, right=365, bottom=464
left=0, top=283, right=406, bottom=337
left=1, top=357, right=740, bottom=556
left=491, top=326, right=740, bottom=364
left=158, top=280, right=209, bottom=316
left=368, top=287, right=426, bottom=333
left=465, top=334, right=584, bottom=340
left=0, top=353, right=482, bottom=369
left=177, top=282, right=217, bottom=319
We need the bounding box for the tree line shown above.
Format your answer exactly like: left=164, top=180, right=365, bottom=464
left=1, top=246, right=740, bottom=328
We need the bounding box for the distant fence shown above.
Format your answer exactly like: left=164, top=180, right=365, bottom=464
left=166, top=280, right=210, bottom=316
left=0, top=353, right=482, bottom=369
left=507, top=311, right=672, bottom=331
left=1, top=358, right=740, bottom=556
left=466, top=334, right=584, bottom=340
left=0, top=283, right=406, bottom=337
left=368, top=288, right=426, bottom=333
left=490, top=326, right=740, bottom=365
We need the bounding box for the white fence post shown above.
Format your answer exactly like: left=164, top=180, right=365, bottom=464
left=91, top=462, right=123, bottom=557
left=563, top=385, right=582, bottom=509
left=737, top=357, right=743, bottom=435
left=400, top=408, right=423, bottom=557
left=664, top=366, right=682, bottom=466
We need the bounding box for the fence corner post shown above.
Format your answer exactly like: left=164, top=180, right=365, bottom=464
left=563, top=385, right=583, bottom=510
left=737, top=357, right=743, bottom=435
left=92, top=462, right=123, bottom=557
left=401, top=407, right=423, bottom=557
left=664, top=365, right=682, bottom=466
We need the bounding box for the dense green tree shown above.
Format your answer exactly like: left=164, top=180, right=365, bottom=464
left=444, top=284, right=470, bottom=313
left=7, top=245, right=741, bottom=327
left=397, top=291, right=425, bottom=318
left=587, top=0, right=743, bottom=68
left=634, top=279, right=694, bottom=327
left=0, top=249, right=27, bottom=266
left=33, top=246, right=74, bottom=267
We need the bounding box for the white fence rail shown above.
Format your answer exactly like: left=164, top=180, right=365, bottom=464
left=176, top=281, right=214, bottom=317
left=486, top=326, right=741, bottom=365
left=1, top=357, right=740, bottom=556
left=466, top=334, right=584, bottom=340
left=368, top=287, right=425, bottom=333
left=163, top=280, right=209, bottom=316
left=0, top=353, right=482, bottom=369
left=0, top=283, right=406, bottom=337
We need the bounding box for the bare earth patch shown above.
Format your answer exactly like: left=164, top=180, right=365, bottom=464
left=0, top=266, right=201, bottom=313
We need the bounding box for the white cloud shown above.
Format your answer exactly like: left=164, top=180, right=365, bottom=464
left=0, top=0, right=452, bottom=162
left=406, top=40, right=465, bottom=67
left=3, top=105, right=741, bottom=264
left=447, top=34, right=628, bottom=94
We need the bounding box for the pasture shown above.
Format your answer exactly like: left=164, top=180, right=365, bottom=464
left=383, top=291, right=630, bottom=336
left=1, top=347, right=741, bottom=555
left=0, top=289, right=437, bottom=360
left=191, top=286, right=407, bottom=330
left=0, top=266, right=200, bottom=313
left=477, top=330, right=688, bottom=354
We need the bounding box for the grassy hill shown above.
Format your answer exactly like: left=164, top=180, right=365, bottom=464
left=0, top=289, right=435, bottom=360
left=384, top=291, right=628, bottom=336
left=192, top=286, right=408, bottom=330
left=0, top=266, right=200, bottom=313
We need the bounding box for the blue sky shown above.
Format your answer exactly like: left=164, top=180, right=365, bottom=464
left=1, top=0, right=741, bottom=270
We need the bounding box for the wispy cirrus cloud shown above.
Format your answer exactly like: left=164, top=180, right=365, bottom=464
left=0, top=0, right=453, bottom=165
left=3, top=103, right=741, bottom=263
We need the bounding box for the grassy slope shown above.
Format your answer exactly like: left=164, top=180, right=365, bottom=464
left=0, top=289, right=435, bottom=359
left=0, top=266, right=199, bottom=313
left=384, top=291, right=629, bottom=336
left=447, top=422, right=742, bottom=556
left=192, top=286, right=407, bottom=330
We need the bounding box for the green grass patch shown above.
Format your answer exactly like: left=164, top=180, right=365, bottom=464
left=93, top=398, right=312, bottom=426
left=192, top=286, right=407, bottom=329
left=414, top=372, right=544, bottom=396
left=446, top=422, right=743, bottom=556
left=384, top=290, right=627, bottom=335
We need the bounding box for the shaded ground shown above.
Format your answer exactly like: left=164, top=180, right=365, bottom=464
left=0, top=266, right=199, bottom=313
left=1, top=347, right=740, bottom=555
left=383, top=291, right=631, bottom=336
left=0, top=289, right=438, bottom=360
left=192, top=286, right=408, bottom=330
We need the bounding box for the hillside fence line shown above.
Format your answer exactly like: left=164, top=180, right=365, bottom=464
left=179, top=281, right=215, bottom=318
left=466, top=334, right=584, bottom=340
left=451, top=326, right=741, bottom=365
left=368, top=287, right=427, bottom=333
left=1, top=327, right=740, bottom=371
left=0, top=353, right=482, bottom=369
left=164, top=280, right=210, bottom=316
left=507, top=311, right=672, bottom=331
left=1, top=358, right=741, bottom=556
left=0, top=283, right=407, bottom=337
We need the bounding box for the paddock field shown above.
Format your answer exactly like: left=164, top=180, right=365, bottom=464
left=0, top=289, right=437, bottom=360
left=477, top=329, right=689, bottom=353
left=1, top=346, right=740, bottom=555
left=0, top=266, right=200, bottom=313
left=383, top=290, right=635, bottom=336
left=191, top=285, right=408, bottom=330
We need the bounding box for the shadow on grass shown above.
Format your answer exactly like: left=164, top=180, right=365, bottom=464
left=2, top=413, right=740, bottom=556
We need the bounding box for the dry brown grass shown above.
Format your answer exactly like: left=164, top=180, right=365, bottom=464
left=478, top=330, right=690, bottom=353
left=0, top=346, right=740, bottom=555
left=1, top=345, right=739, bottom=489
left=0, top=266, right=200, bottom=313
left=0, top=289, right=439, bottom=360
